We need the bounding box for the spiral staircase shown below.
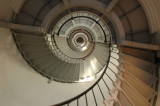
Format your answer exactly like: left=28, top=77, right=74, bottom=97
left=0, top=0, right=160, bottom=106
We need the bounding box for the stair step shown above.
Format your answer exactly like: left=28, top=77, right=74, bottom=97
left=121, top=72, right=157, bottom=101
left=55, top=63, right=71, bottom=82
left=122, top=47, right=154, bottom=61
left=104, top=89, right=133, bottom=106
left=123, top=54, right=155, bottom=72
left=123, top=63, right=157, bottom=87
left=67, top=64, right=78, bottom=82
left=111, top=51, right=119, bottom=59
left=18, top=43, right=48, bottom=52
left=62, top=63, right=74, bottom=82
left=15, top=34, right=45, bottom=43
left=24, top=49, right=52, bottom=59
left=79, top=63, right=85, bottom=79
left=37, top=55, right=59, bottom=70
left=117, top=91, right=133, bottom=106
left=115, top=81, right=152, bottom=106
left=30, top=53, right=53, bottom=66
left=122, top=40, right=160, bottom=51
left=53, top=62, right=71, bottom=81
left=45, top=60, right=64, bottom=75
left=72, top=63, right=81, bottom=82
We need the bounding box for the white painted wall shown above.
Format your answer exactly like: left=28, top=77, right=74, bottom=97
left=0, top=27, right=101, bottom=106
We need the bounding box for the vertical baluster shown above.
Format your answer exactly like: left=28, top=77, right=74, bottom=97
left=85, top=94, right=88, bottom=106
left=77, top=99, right=79, bottom=106
left=92, top=89, right=98, bottom=106
left=93, top=85, right=104, bottom=106
left=98, top=79, right=111, bottom=99
left=87, top=90, right=96, bottom=106
left=97, top=84, right=105, bottom=100
left=78, top=95, right=86, bottom=106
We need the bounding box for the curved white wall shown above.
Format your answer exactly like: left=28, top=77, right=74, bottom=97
left=0, top=27, right=101, bottom=106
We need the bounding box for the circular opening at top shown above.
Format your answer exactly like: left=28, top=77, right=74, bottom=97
left=76, top=37, right=84, bottom=44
